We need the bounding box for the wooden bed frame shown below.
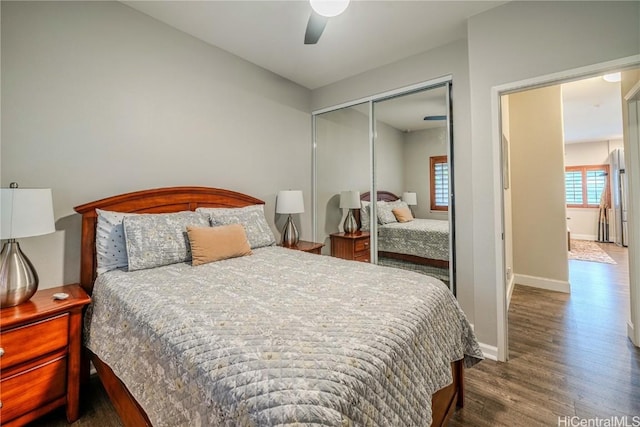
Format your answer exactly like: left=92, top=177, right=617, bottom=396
left=74, top=186, right=463, bottom=426
left=360, top=191, right=450, bottom=269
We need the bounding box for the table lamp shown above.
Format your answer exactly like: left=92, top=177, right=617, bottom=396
left=402, top=192, right=417, bottom=215
left=276, top=190, right=304, bottom=246
left=340, top=190, right=360, bottom=234
left=1, top=183, right=56, bottom=307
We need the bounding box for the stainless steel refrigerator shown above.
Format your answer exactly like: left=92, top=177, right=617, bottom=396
left=611, top=148, right=628, bottom=247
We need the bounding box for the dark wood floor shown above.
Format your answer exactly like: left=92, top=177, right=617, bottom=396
left=31, top=243, right=639, bottom=426
left=451, top=242, right=640, bottom=426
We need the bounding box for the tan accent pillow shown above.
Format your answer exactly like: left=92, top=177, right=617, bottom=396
left=392, top=206, right=414, bottom=223
left=187, top=224, right=252, bottom=266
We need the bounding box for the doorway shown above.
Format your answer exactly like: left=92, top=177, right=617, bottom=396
left=496, top=63, right=640, bottom=360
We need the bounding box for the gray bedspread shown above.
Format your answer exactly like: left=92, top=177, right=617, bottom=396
left=378, top=219, right=449, bottom=261
left=85, top=246, right=482, bottom=426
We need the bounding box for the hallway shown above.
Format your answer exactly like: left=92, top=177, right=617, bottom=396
left=451, top=243, right=639, bottom=426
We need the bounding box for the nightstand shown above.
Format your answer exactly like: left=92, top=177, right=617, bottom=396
left=281, top=240, right=325, bottom=254
left=330, top=231, right=371, bottom=262
left=0, top=284, right=91, bottom=426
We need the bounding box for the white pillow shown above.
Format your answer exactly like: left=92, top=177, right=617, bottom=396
left=360, top=201, right=371, bottom=231
left=95, top=209, right=137, bottom=274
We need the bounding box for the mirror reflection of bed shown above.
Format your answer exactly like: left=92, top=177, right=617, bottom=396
left=313, top=82, right=453, bottom=291
left=358, top=191, right=450, bottom=283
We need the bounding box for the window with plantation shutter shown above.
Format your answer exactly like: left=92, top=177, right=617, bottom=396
left=430, top=155, right=448, bottom=211
left=565, top=165, right=609, bottom=208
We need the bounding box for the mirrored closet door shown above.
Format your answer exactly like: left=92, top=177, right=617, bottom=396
left=312, top=80, right=456, bottom=294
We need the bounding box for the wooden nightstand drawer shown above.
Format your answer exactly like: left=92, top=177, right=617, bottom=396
left=0, top=355, right=67, bottom=423
left=354, top=252, right=370, bottom=262
left=0, top=314, right=69, bottom=371
left=330, top=232, right=371, bottom=262
left=0, top=285, right=91, bottom=425
left=354, top=239, right=370, bottom=252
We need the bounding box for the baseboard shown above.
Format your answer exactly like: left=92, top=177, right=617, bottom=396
left=514, top=274, right=570, bottom=293
left=506, top=275, right=515, bottom=309
left=571, top=234, right=597, bottom=241
left=478, top=342, right=498, bottom=361
left=628, top=321, right=639, bottom=347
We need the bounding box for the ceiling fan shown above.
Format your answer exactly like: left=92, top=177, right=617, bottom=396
left=304, top=0, right=350, bottom=45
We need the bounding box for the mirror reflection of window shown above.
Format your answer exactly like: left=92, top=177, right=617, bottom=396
left=430, top=155, right=449, bottom=211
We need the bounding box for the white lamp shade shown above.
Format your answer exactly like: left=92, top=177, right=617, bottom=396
left=402, top=192, right=417, bottom=206
left=1, top=188, right=56, bottom=239
left=339, top=190, right=360, bottom=209
left=310, top=0, right=350, bottom=17
left=276, top=190, right=304, bottom=214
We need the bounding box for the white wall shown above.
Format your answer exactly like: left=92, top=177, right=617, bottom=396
left=509, top=86, right=569, bottom=288
left=1, top=1, right=312, bottom=287
left=565, top=139, right=624, bottom=240
left=376, top=121, right=406, bottom=199
left=466, top=0, right=639, bottom=351
left=403, top=127, right=448, bottom=220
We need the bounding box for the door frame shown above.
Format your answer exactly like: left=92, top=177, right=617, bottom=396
left=492, top=55, right=640, bottom=361
left=624, top=80, right=640, bottom=345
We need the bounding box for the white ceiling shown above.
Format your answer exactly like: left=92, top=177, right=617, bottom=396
left=562, top=76, right=623, bottom=144
left=123, top=1, right=625, bottom=143
left=123, top=0, right=505, bottom=90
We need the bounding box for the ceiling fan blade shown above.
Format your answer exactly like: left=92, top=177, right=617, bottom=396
left=304, top=11, right=328, bottom=45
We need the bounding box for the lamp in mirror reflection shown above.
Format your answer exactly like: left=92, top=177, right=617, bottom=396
left=402, top=192, right=417, bottom=216
left=276, top=190, right=304, bottom=246
left=340, top=190, right=360, bottom=234
left=402, top=192, right=417, bottom=206
left=1, top=183, right=56, bottom=308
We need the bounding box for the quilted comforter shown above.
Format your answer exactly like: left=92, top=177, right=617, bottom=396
left=378, top=219, right=449, bottom=261
left=85, top=246, right=482, bottom=426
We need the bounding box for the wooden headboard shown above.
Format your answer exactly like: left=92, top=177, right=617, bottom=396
left=361, top=191, right=400, bottom=202
left=355, top=191, right=401, bottom=227
left=73, top=186, right=265, bottom=295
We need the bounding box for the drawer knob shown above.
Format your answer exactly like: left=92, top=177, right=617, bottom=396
left=0, top=347, right=4, bottom=357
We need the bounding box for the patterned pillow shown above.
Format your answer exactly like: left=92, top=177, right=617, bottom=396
left=123, top=211, right=209, bottom=271
left=376, top=201, right=397, bottom=225
left=360, top=201, right=370, bottom=231
left=377, top=200, right=408, bottom=225
left=96, top=209, right=137, bottom=274
left=196, top=204, right=276, bottom=249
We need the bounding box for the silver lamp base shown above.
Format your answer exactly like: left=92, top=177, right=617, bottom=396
left=343, top=209, right=358, bottom=234
left=0, top=240, right=39, bottom=308
left=281, top=214, right=299, bottom=247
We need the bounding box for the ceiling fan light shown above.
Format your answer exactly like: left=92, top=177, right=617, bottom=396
left=603, top=72, right=621, bottom=83
left=310, top=0, right=350, bottom=18
left=423, top=115, right=447, bottom=121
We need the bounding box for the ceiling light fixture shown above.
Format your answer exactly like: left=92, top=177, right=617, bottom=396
left=603, top=72, right=621, bottom=83
left=310, top=0, right=350, bottom=18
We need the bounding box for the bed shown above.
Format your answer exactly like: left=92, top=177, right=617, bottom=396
left=359, top=191, right=449, bottom=269
left=74, top=186, right=482, bottom=426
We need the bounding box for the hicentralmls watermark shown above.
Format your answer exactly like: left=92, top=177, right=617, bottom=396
left=558, top=416, right=640, bottom=427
